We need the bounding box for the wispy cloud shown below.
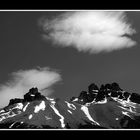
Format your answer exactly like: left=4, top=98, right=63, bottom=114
left=41, top=11, right=136, bottom=53
left=0, top=67, right=61, bottom=107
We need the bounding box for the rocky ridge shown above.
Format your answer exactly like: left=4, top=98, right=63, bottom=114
left=0, top=83, right=140, bottom=129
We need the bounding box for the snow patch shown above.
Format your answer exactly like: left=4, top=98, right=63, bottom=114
left=23, top=102, right=30, bottom=112
left=51, top=101, right=56, bottom=104
left=85, top=100, right=96, bottom=106
left=65, top=101, right=76, bottom=110
left=0, top=111, right=17, bottom=122
left=96, top=98, right=107, bottom=104
left=50, top=104, right=65, bottom=128
left=72, top=98, right=78, bottom=102
left=12, top=103, right=23, bottom=110
left=67, top=110, right=72, bottom=114
left=113, top=96, right=138, bottom=115
left=28, top=114, right=33, bottom=119
left=34, top=101, right=46, bottom=113
left=46, top=97, right=55, bottom=101
left=9, top=122, right=17, bottom=128
left=45, top=116, right=52, bottom=120
left=0, top=104, right=24, bottom=122
left=115, top=118, right=119, bottom=120
left=118, top=105, right=137, bottom=114
left=46, top=97, right=56, bottom=104
left=0, top=110, right=5, bottom=114
left=122, top=111, right=131, bottom=117
left=81, top=106, right=100, bottom=126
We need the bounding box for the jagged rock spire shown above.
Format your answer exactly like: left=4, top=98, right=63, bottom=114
left=73, top=82, right=127, bottom=104
left=111, top=82, right=122, bottom=91
left=24, top=87, right=45, bottom=102
left=8, top=98, right=24, bottom=106
left=8, top=87, right=46, bottom=106
left=104, top=84, right=112, bottom=90
left=130, top=93, right=140, bottom=104
left=100, top=84, right=105, bottom=90
left=88, top=83, right=99, bottom=94
left=100, top=83, right=122, bottom=91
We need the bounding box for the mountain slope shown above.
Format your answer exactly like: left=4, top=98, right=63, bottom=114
left=0, top=83, right=140, bottom=129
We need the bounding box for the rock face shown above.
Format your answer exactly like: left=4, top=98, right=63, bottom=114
left=24, top=87, right=45, bottom=102
left=8, top=98, right=24, bottom=106
left=8, top=88, right=46, bottom=106
left=1, top=83, right=140, bottom=129
left=72, top=82, right=126, bottom=104
left=88, top=83, right=99, bottom=93
left=130, top=93, right=140, bottom=104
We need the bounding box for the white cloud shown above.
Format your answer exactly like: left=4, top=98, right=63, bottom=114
left=41, top=11, right=136, bottom=53
left=0, top=67, right=61, bottom=108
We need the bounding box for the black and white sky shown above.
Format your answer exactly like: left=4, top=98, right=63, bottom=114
left=0, top=10, right=140, bottom=107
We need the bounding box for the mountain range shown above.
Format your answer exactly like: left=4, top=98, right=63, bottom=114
left=0, top=82, right=140, bottom=129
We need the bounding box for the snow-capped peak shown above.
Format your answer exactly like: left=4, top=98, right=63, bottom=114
left=1, top=83, right=140, bottom=129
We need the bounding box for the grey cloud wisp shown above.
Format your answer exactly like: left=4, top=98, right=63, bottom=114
left=41, top=11, right=136, bottom=53
left=0, top=67, right=61, bottom=107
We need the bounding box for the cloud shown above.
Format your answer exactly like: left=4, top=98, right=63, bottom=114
left=0, top=67, right=61, bottom=107
left=41, top=11, right=136, bottom=53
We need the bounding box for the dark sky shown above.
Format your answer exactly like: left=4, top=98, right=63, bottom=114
left=0, top=11, right=140, bottom=101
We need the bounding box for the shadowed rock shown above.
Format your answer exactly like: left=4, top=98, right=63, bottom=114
left=95, top=92, right=106, bottom=102
left=88, top=83, right=99, bottom=94
left=8, top=98, right=24, bottom=106
left=123, top=92, right=131, bottom=100
left=101, top=83, right=122, bottom=91
left=7, top=87, right=46, bottom=106
left=100, top=84, right=105, bottom=91
left=79, top=90, right=97, bottom=103
left=104, top=84, right=112, bottom=90
left=118, top=92, right=124, bottom=99
left=130, top=93, right=140, bottom=104
left=79, top=91, right=89, bottom=103
left=111, top=82, right=122, bottom=91
left=24, top=87, right=45, bottom=102
left=76, top=82, right=125, bottom=104
left=110, top=91, right=118, bottom=97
